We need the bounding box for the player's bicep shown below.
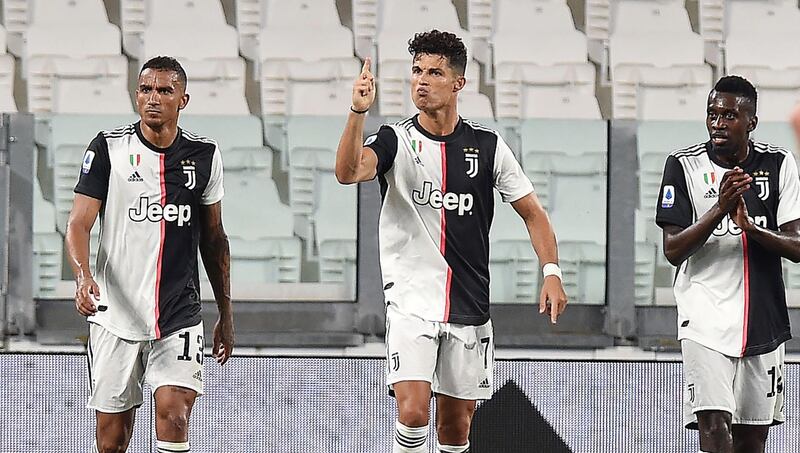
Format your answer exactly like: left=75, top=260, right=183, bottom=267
left=67, top=193, right=103, bottom=232
left=359, top=146, right=379, bottom=181
left=510, top=192, right=547, bottom=223
left=199, top=201, right=225, bottom=239
left=779, top=218, right=800, bottom=235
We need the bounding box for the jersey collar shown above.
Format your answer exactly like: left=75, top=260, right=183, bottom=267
left=412, top=114, right=464, bottom=142
left=706, top=140, right=756, bottom=170
left=134, top=121, right=183, bottom=154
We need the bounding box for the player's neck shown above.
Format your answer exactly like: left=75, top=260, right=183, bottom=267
left=140, top=121, right=179, bottom=149
left=716, top=143, right=750, bottom=167
left=417, top=106, right=459, bottom=137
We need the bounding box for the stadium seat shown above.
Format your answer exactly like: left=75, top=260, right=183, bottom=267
left=51, top=79, right=133, bottom=114
left=523, top=153, right=606, bottom=213
left=489, top=192, right=539, bottom=303
left=558, top=241, right=605, bottom=305
left=725, top=0, right=800, bottom=122
left=224, top=171, right=301, bottom=283
left=520, top=119, right=607, bottom=161
left=22, top=0, right=127, bottom=113
left=257, top=1, right=358, bottom=122
left=32, top=179, right=62, bottom=297
left=609, top=0, right=711, bottom=120
left=315, top=177, right=357, bottom=298
left=635, top=241, right=657, bottom=306
left=0, top=24, right=16, bottom=112
left=121, top=0, right=229, bottom=58
left=140, top=24, right=247, bottom=116
left=491, top=0, right=597, bottom=119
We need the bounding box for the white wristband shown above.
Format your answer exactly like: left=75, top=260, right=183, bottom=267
left=542, top=263, right=562, bottom=280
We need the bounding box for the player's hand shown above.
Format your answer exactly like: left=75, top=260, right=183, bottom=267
left=718, top=167, right=752, bottom=213
left=731, top=196, right=754, bottom=232
left=75, top=276, right=100, bottom=317
left=352, top=57, right=375, bottom=112
left=539, top=275, right=568, bottom=324
left=212, top=313, right=234, bottom=365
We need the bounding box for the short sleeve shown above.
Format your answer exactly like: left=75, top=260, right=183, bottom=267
left=655, top=155, right=693, bottom=229
left=74, top=133, right=111, bottom=201
left=492, top=134, right=534, bottom=202
left=777, top=151, right=800, bottom=227
left=364, top=125, right=398, bottom=176
left=201, top=145, right=224, bottom=205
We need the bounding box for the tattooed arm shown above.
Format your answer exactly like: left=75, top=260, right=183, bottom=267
left=199, top=201, right=234, bottom=365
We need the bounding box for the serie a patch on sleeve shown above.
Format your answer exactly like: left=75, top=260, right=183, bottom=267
left=82, top=150, right=96, bottom=174
left=661, top=185, right=675, bottom=208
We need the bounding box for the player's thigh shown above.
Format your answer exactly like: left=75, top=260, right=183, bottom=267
left=385, top=304, right=439, bottom=387
left=433, top=320, right=494, bottom=401
left=681, top=339, right=736, bottom=429
left=733, top=344, right=785, bottom=426
left=145, top=322, right=205, bottom=398
left=87, top=322, right=147, bottom=413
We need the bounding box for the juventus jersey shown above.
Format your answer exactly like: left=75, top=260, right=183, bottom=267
left=656, top=141, right=800, bottom=357
left=366, top=115, right=534, bottom=325
left=75, top=122, right=224, bottom=341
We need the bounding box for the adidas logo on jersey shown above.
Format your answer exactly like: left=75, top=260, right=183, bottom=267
left=193, top=370, right=203, bottom=382
left=704, top=187, right=718, bottom=199
left=127, top=171, right=143, bottom=182
left=478, top=378, right=490, bottom=389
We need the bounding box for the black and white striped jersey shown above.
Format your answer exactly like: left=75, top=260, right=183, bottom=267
left=366, top=115, right=534, bottom=325
left=656, top=141, right=800, bottom=357
left=75, top=121, right=224, bottom=341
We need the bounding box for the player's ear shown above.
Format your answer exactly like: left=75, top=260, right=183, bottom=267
left=178, top=93, right=190, bottom=111
left=747, top=115, right=758, bottom=133
left=453, top=75, right=466, bottom=93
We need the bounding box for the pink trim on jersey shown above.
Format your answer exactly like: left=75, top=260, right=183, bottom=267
left=741, top=232, right=750, bottom=356
left=439, top=141, right=452, bottom=322
left=154, top=154, right=166, bottom=339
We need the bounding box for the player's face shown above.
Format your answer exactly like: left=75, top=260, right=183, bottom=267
left=410, top=53, right=465, bottom=113
left=706, top=91, right=756, bottom=155
left=135, top=69, right=189, bottom=130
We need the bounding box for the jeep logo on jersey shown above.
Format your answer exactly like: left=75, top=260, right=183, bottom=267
left=464, top=147, right=479, bottom=178
left=753, top=170, right=770, bottom=201
left=182, top=160, right=196, bottom=190
left=129, top=196, right=191, bottom=226
left=412, top=181, right=474, bottom=215
left=712, top=214, right=767, bottom=236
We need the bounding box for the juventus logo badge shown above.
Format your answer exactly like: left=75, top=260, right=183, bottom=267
left=688, top=383, right=695, bottom=403
left=181, top=159, right=196, bottom=190
left=391, top=352, right=400, bottom=372
left=464, top=147, right=480, bottom=178
left=753, top=170, right=770, bottom=201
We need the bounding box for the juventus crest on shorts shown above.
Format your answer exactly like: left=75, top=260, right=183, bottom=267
left=75, top=122, right=224, bottom=341
left=656, top=141, right=800, bottom=357
left=365, top=115, right=534, bottom=325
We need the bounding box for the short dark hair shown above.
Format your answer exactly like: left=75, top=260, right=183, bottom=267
left=712, top=75, right=757, bottom=114
left=139, top=56, right=187, bottom=87
left=408, top=30, right=467, bottom=76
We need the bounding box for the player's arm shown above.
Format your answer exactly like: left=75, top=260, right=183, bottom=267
left=511, top=192, right=568, bottom=323
left=663, top=168, right=752, bottom=265
left=335, top=57, right=379, bottom=184
left=198, top=201, right=234, bottom=365
left=65, top=194, right=102, bottom=316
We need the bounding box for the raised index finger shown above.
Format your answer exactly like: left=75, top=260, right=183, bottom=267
left=361, top=57, right=371, bottom=75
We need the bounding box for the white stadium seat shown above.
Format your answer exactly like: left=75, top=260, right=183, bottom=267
left=23, top=0, right=128, bottom=113
left=489, top=192, right=539, bottom=303
left=725, top=1, right=800, bottom=122
left=314, top=177, right=358, bottom=299
left=609, top=0, right=711, bottom=120
left=491, top=0, right=598, bottom=119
